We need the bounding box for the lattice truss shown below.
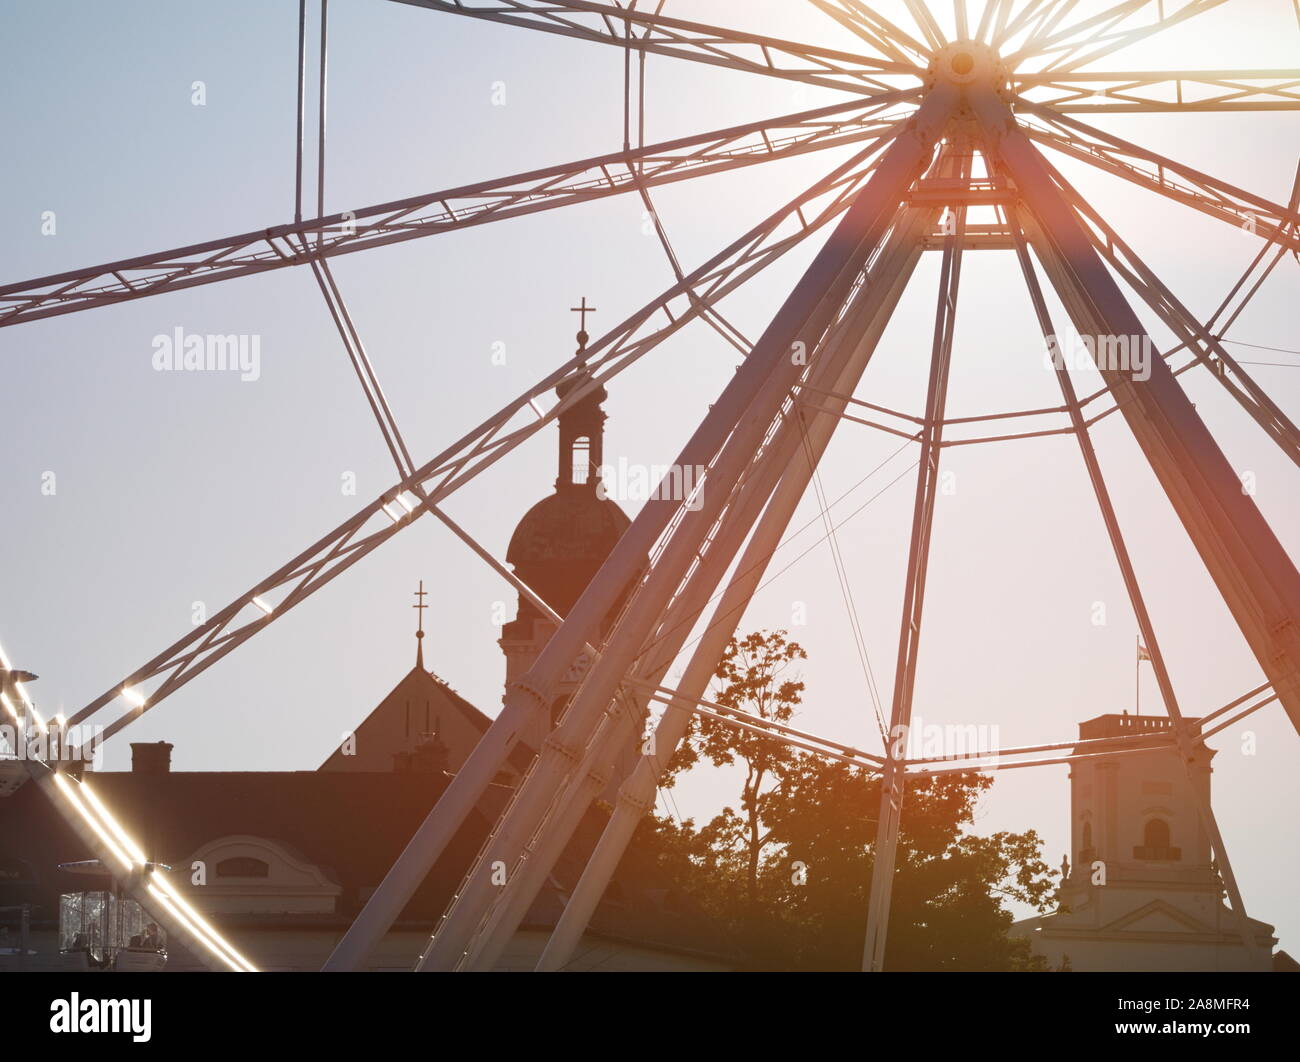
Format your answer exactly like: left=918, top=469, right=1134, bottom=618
left=2, top=0, right=1299, bottom=973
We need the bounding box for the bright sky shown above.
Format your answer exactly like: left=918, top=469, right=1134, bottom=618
left=2, top=1, right=1298, bottom=951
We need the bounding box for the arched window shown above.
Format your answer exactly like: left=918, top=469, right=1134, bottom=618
left=216, top=856, right=270, bottom=879
left=1080, top=821, right=1093, bottom=860
left=1143, top=819, right=1170, bottom=849
left=571, top=436, right=591, bottom=484
left=1135, top=818, right=1180, bottom=861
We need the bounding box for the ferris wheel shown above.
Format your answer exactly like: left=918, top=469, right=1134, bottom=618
left=2, top=0, right=1299, bottom=973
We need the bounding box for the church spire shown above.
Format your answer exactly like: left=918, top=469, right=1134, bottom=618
left=555, top=296, right=607, bottom=491
left=413, top=580, right=428, bottom=670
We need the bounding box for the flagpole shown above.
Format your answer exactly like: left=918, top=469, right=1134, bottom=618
left=1135, top=633, right=1140, bottom=716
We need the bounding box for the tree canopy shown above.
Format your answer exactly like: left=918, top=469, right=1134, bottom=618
left=635, top=629, right=1057, bottom=971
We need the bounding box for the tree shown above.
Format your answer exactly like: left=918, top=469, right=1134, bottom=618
left=640, top=629, right=1057, bottom=970
left=665, top=629, right=805, bottom=912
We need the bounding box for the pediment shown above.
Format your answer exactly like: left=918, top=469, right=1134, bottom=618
left=1101, top=899, right=1213, bottom=936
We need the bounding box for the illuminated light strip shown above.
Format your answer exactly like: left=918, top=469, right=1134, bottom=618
left=78, top=780, right=147, bottom=863
left=59, top=770, right=256, bottom=971
left=381, top=503, right=404, bottom=524
left=147, top=882, right=257, bottom=972
left=251, top=596, right=274, bottom=615
left=2, top=635, right=255, bottom=971
left=51, top=773, right=133, bottom=871
left=81, top=777, right=254, bottom=970
left=153, top=880, right=257, bottom=971
left=121, top=685, right=147, bottom=708
left=394, top=493, right=415, bottom=514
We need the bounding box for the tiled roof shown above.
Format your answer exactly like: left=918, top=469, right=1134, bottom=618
left=0, top=766, right=734, bottom=963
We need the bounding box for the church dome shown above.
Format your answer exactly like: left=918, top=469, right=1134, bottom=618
left=505, top=487, right=636, bottom=625
left=502, top=306, right=644, bottom=634
left=507, top=489, right=630, bottom=570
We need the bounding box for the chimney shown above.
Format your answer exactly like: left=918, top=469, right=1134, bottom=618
left=130, top=741, right=173, bottom=774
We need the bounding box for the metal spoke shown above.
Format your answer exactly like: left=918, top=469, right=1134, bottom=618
left=1047, top=0, right=1231, bottom=75
left=807, top=0, right=913, bottom=65
left=1019, top=103, right=1300, bottom=249
left=842, top=0, right=935, bottom=61
left=325, top=84, right=962, bottom=973
left=862, top=143, right=971, bottom=973
left=1017, top=68, right=1300, bottom=112
left=0, top=92, right=915, bottom=328
left=67, top=136, right=899, bottom=742
left=1045, top=159, right=1300, bottom=466
left=1006, top=201, right=1261, bottom=960
left=1021, top=0, right=1230, bottom=74
left=393, top=0, right=923, bottom=90
left=973, top=82, right=1300, bottom=738
left=902, top=0, right=948, bottom=50
left=993, top=0, right=1073, bottom=51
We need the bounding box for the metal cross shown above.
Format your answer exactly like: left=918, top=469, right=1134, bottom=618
left=570, top=296, right=597, bottom=332
left=412, top=580, right=428, bottom=634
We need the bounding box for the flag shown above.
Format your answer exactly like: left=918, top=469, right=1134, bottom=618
left=1137, top=641, right=1151, bottom=662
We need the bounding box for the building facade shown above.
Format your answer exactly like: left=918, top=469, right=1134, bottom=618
left=1012, top=713, right=1277, bottom=971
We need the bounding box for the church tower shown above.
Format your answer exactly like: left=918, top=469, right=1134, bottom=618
left=501, top=306, right=644, bottom=755
left=1012, top=712, right=1276, bottom=970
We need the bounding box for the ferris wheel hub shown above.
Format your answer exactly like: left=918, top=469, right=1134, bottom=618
left=928, top=40, right=1007, bottom=94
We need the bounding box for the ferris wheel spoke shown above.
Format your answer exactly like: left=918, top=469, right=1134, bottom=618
left=991, top=0, right=1070, bottom=52
left=1043, top=159, right=1300, bottom=466
left=0, top=93, right=916, bottom=329
left=849, top=1, right=934, bottom=61
left=806, top=1, right=916, bottom=66
left=974, top=0, right=1005, bottom=42
left=456, top=179, right=960, bottom=972
left=67, top=131, right=900, bottom=744
left=863, top=143, right=970, bottom=974
left=1022, top=0, right=1230, bottom=74
left=974, top=83, right=1300, bottom=738
left=533, top=199, right=939, bottom=973
left=1003, top=202, right=1262, bottom=961
left=329, top=84, right=961, bottom=973
left=900, top=0, right=948, bottom=51
left=813, top=0, right=925, bottom=65
left=393, top=0, right=923, bottom=92
left=1015, top=68, right=1300, bottom=112
left=1018, top=0, right=1151, bottom=68
left=1018, top=103, right=1300, bottom=250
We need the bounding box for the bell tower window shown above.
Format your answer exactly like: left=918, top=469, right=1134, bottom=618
left=1134, top=817, right=1180, bottom=861
left=571, top=436, right=591, bottom=485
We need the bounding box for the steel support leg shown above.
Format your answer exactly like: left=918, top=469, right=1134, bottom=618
left=462, top=201, right=941, bottom=971
left=414, top=87, right=960, bottom=971
left=972, top=86, right=1300, bottom=734
left=318, top=111, right=942, bottom=972
left=532, top=204, right=937, bottom=972
left=1010, top=207, right=1263, bottom=961
left=861, top=148, right=970, bottom=972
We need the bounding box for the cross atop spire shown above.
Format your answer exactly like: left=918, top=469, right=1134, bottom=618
left=413, top=580, right=428, bottom=669
left=570, top=296, right=597, bottom=350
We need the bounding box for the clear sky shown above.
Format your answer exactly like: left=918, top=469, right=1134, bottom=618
left=3, top=1, right=1298, bottom=950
